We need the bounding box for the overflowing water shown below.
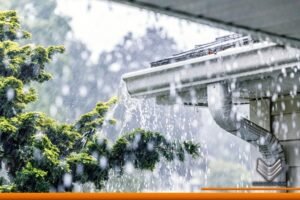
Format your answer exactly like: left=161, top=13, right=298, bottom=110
left=98, top=81, right=252, bottom=192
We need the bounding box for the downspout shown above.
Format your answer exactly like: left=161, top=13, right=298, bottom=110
left=207, top=82, right=286, bottom=184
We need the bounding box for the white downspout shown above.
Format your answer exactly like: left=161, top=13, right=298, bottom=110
left=207, top=82, right=286, bottom=184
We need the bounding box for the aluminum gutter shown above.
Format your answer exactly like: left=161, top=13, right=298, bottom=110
left=122, top=43, right=300, bottom=98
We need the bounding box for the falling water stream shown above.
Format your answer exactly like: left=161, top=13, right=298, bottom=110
left=99, top=81, right=252, bottom=192
left=99, top=81, right=202, bottom=191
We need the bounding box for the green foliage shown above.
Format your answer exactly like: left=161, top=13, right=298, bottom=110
left=0, top=40, right=64, bottom=83
left=0, top=11, right=31, bottom=41
left=15, top=162, right=49, bottom=192
left=0, top=77, right=36, bottom=117
left=0, top=0, right=76, bottom=121
left=75, top=97, right=117, bottom=136
left=111, top=129, right=200, bottom=171
left=0, top=184, right=16, bottom=192
left=0, top=10, right=200, bottom=192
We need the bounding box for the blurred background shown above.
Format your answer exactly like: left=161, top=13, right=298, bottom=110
left=0, top=0, right=252, bottom=191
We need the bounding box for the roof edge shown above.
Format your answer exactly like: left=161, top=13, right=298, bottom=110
left=110, top=0, right=300, bottom=49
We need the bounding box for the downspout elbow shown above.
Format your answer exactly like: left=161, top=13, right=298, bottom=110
left=207, top=82, right=286, bottom=183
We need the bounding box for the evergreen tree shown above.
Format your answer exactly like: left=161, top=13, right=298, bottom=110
left=0, top=0, right=93, bottom=122
left=0, top=10, right=199, bottom=192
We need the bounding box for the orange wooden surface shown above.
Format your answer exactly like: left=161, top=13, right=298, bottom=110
left=202, top=187, right=300, bottom=191
left=0, top=193, right=300, bottom=200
